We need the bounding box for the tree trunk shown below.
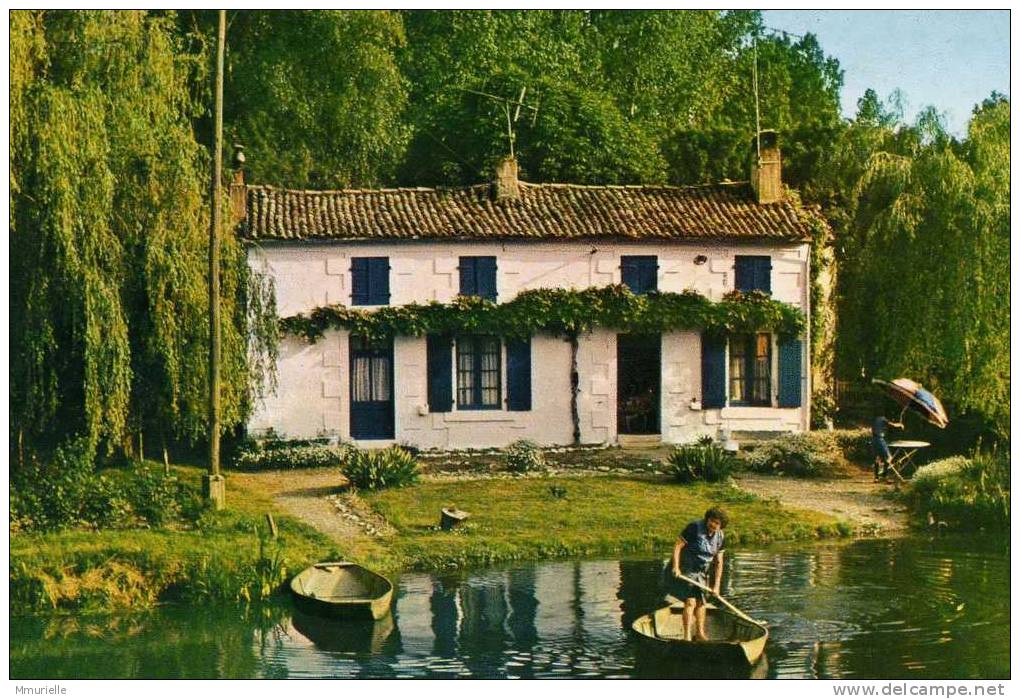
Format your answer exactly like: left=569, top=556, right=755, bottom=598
left=569, top=333, right=580, bottom=445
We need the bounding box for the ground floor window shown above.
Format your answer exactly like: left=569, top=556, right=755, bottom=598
left=729, top=333, right=771, bottom=406
left=456, top=335, right=501, bottom=409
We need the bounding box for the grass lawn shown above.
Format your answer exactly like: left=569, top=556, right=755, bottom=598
left=363, top=475, right=852, bottom=571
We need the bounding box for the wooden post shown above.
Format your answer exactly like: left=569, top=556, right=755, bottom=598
left=265, top=513, right=278, bottom=539
left=204, top=9, right=226, bottom=510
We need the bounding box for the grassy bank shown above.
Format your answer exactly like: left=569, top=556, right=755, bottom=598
left=360, top=476, right=853, bottom=571
left=10, top=463, right=334, bottom=613
left=11, top=461, right=856, bottom=613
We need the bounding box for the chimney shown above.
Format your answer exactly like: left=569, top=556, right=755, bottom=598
left=229, top=143, right=247, bottom=223
left=493, top=156, right=520, bottom=202
left=750, top=130, right=783, bottom=204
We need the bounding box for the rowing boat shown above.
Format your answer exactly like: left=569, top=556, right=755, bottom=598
left=631, top=604, right=768, bottom=668
left=290, top=561, right=393, bottom=620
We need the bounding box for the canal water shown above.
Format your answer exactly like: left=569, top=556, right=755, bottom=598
left=10, top=537, right=1009, bottom=679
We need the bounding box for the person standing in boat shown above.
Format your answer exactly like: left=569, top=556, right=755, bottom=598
left=667, top=506, right=727, bottom=642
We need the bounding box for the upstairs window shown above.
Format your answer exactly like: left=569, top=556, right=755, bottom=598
left=734, top=255, right=772, bottom=294
left=351, top=257, right=390, bottom=306
left=459, top=256, right=497, bottom=301
left=456, top=335, right=501, bottom=409
left=729, top=333, right=772, bottom=406
left=621, top=255, right=658, bottom=295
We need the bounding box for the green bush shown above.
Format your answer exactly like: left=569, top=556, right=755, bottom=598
left=343, top=446, right=419, bottom=491
left=10, top=438, right=202, bottom=532
left=11, top=437, right=100, bottom=531
left=504, top=440, right=546, bottom=473
left=740, top=433, right=839, bottom=478
left=665, top=443, right=737, bottom=483
left=908, top=452, right=1009, bottom=530
left=231, top=438, right=354, bottom=471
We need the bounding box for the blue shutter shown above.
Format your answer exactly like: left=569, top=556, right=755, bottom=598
left=755, top=257, right=772, bottom=295
left=701, top=334, right=726, bottom=409
left=477, top=257, right=497, bottom=301
left=369, top=257, right=389, bottom=304
left=459, top=257, right=476, bottom=296
left=506, top=337, right=532, bottom=410
left=778, top=336, right=802, bottom=408
left=622, top=256, right=657, bottom=294
left=351, top=258, right=367, bottom=305
left=735, top=256, right=772, bottom=293
left=427, top=335, right=453, bottom=412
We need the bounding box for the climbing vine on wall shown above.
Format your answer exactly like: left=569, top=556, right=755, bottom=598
left=280, top=285, right=805, bottom=342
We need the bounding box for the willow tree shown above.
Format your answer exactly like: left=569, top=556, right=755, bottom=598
left=827, top=94, right=1010, bottom=437
left=10, top=10, right=275, bottom=455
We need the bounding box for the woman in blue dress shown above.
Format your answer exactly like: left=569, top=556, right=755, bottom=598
left=665, top=506, right=728, bottom=642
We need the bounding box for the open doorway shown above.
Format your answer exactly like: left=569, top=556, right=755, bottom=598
left=616, top=334, right=661, bottom=435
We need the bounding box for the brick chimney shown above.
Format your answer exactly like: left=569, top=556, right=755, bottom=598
left=229, top=144, right=247, bottom=224
left=750, top=130, right=782, bottom=204
left=493, top=156, right=520, bottom=202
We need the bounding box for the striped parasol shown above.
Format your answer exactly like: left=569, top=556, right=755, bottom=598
left=871, top=378, right=949, bottom=429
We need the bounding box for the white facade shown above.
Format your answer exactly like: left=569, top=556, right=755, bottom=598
left=248, top=239, right=811, bottom=448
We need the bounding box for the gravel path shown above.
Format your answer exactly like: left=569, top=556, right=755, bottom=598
left=733, top=471, right=912, bottom=536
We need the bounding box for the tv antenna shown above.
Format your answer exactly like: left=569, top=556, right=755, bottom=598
left=459, top=86, right=540, bottom=158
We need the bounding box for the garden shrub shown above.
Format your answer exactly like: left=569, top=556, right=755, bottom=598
left=665, top=442, right=737, bottom=483
left=10, top=437, right=202, bottom=532
left=908, top=452, right=1009, bottom=530
left=343, top=446, right=419, bottom=491
left=504, top=440, right=546, bottom=473
left=231, top=438, right=354, bottom=471
left=740, top=433, right=841, bottom=478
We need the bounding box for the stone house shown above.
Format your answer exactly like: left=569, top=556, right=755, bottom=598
left=238, top=137, right=824, bottom=449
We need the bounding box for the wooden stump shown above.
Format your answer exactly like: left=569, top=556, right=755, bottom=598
left=440, top=507, right=470, bottom=531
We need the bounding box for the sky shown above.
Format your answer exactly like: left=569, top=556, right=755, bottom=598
left=761, top=10, right=1010, bottom=135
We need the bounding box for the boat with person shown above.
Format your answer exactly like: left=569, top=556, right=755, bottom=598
left=290, top=561, right=394, bottom=620
left=631, top=603, right=769, bottom=668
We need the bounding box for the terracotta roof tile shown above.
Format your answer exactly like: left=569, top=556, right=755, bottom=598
left=241, top=181, right=821, bottom=242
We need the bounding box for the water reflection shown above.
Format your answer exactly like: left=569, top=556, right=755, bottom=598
left=10, top=537, right=1009, bottom=679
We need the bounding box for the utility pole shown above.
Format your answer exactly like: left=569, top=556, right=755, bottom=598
left=204, top=9, right=226, bottom=510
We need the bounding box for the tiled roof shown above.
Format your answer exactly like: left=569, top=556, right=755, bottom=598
left=241, top=181, right=822, bottom=243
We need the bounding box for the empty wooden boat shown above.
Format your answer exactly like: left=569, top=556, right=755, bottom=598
left=631, top=604, right=768, bottom=668
left=290, top=562, right=393, bottom=620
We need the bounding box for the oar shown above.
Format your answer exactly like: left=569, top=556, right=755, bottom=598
left=674, top=572, right=767, bottom=628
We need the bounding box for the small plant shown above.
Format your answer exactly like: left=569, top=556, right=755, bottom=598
left=343, top=446, right=419, bottom=491
left=665, top=443, right=737, bottom=483
left=549, top=485, right=567, bottom=499
left=504, top=440, right=546, bottom=473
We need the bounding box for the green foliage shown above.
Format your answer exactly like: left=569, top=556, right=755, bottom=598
left=231, top=438, right=354, bottom=471
left=343, top=447, right=420, bottom=491
left=740, top=432, right=852, bottom=478
left=10, top=441, right=201, bottom=532
left=222, top=10, right=410, bottom=188
left=9, top=10, right=277, bottom=453
left=819, top=91, right=1010, bottom=438
left=281, top=285, right=805, bottom=343
left=908, top=451, right=1009, bottom=530
left=503, top=440, right=546, bottom=473
left=665, top=442, right=738, bottom=483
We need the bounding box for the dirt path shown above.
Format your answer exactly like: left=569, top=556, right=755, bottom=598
left=733, top=471, right=912, bottom=536
left=230, top=469, right=383, bottom=544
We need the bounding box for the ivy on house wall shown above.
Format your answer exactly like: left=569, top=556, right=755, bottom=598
left=280, top=285, right=806, bottom=342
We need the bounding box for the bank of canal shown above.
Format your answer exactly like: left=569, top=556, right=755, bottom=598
left=10, top=537, right=1008, bottom=679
